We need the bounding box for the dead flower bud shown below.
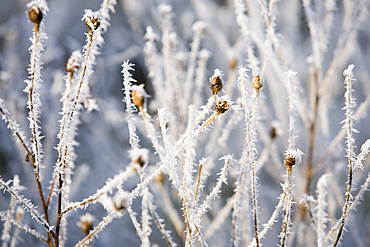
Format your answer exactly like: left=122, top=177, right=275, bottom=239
left=65, top=50, right=82, bottom=73
left=66, top=51, right=83, bottom=80
left=82, top=9, right=103, bottom=37
left=270, top=126, right=277, bottom=139
left=284, top=156, right=296, bottom=168
left=210, top=69, right=224, bottom=95
left=229, top=57, right=238, bottom=70
left=113, top=191, right=130, bottom=211
left=252, top=75, right=262, bottom=93
left=155, top=173, right=165, bottom=184
left=284, top=148, right=304, bottom=169
left=129, top=147, right=149, bottom=167
left=132, top=90, right=144, bottom=108
left=77, top=213, right=94, bottom=235
left=199, top=95, right=232, bottom=132
left=28, top=5, right=43, bottom=25
left=215, top=96, right=231, bottom=114
left=131, top=84, right=150, bottom=117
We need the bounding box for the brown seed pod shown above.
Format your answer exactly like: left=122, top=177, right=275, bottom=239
left=252, top=75, right=262, bottom=93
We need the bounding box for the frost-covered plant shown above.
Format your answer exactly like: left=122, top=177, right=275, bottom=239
left=1, top=0, right=370, bottom=247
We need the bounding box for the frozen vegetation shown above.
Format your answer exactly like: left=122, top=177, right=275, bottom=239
left=0, top=0, right=370, bottom=246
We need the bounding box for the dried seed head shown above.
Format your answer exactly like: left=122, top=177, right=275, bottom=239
left=77, top=213, right=94, bottom=235
left=252, top=75, right=262, bottom=93
left=215, top=95, right=231, bottom=114
left=229, top=57, right=238, bottom=70
left=210, top=69, right=224, bottom=95
left=65, top=50, right=82, bottom=73
left=28, top=5, right=43, bottom=25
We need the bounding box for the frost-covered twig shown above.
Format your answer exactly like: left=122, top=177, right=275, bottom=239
left=0, top=100, right=33, bottom=161
left=0, top=210, right=47, bottom=243
left=75, top=211, right=123, bottom=247
left=279, top=149, right=304, bottom=247
left=1, top=175, right=20, bottom=247
left=332, top=64, right=357, bottom=247
left=237, top=66, right=261, bottom=246
left=316, top=174, right=331, bottom=246
left=148, top=200, right=177, bottom=247
left=197, top=155, right=232, bottom=219
left=0, top=176, right=52, bottom=233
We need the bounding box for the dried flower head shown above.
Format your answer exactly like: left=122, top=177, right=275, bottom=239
left=284, top=148, right=304, bottom=169
left=26, top=0, right=48, bottom=31
left=215, top=95, right=231, bottom=114
left=229, top=57, right=238, bottom=70
left=82, top=9, right=103, bottom=37
left=77, top=213, right=95, bottom=235
left=252, top=75, right=262, bottom=93
left=99, top=191, right=130, bottom=212
left=210, top=69, right=224, bottom=95
left=65, top=51, right=82, bottom=79
left=192, top=21, right=207, bottom=35
left=28, top=5, right=43, bottom=25
left=131, top=84, right=149, bottom=109
left=112, top=191, right=130, bottom=211
left=270, top=120, right=281, bottom=140
left=155, top=173, right=165, bottom=184
left=128, top=147, right=149, bottom=167
left=159, top=4, right=173, bottom=19
left=270, top=126, right=277, bottom=139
